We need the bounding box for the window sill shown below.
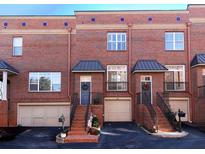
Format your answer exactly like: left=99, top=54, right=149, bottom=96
left=165, top=50, right=185, bottom=52
left=28, top=91, right=61, bottom=93
left=12, top=55, right=23, bottom=57
left=107, top=50, right=127, bottom=52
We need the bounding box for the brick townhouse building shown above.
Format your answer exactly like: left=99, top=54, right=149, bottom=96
left=1, top=4, right=205, bottom=136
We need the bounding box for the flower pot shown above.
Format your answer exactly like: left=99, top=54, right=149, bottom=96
left=60, top=132, right=66, bottom=138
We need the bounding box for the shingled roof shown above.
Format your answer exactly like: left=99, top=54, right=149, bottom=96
left=0, top=60, right=19, bottom=74
left=132, top=59, right=168, bottom=73
left=191, top=54, right=205, bottom=67
left=72, top=60, right=105, bottom=72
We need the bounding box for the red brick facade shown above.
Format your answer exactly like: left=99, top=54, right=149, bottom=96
left=1, top=5, right=205, bottom=127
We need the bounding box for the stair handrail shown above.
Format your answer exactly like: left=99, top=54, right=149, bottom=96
left=70, top=93, right=79, bottom=129
left=136, top=92, right=158, bottom=132
left=156, top=92, right=179, bottom=131
left=84, top=95, right=90, bottom=131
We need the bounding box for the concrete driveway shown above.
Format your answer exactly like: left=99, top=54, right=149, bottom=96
left=1, top=122, right=205, bottom=149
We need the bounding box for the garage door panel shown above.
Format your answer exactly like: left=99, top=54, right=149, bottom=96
left=18, top=104, right=70, bottom=127
left=104, top=98, right=132, bottom=122
left=169, top=99, right=189, bottom=121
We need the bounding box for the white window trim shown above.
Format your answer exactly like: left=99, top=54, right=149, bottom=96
left=165, top=65, right=185, bottom=91
left=107, top=65, right=127, bottom=91
left=107, top=32, right=127, bottom=51
left=165, top=32, right=184, bottom=51
left=13, top=37, right=23, bottom=56
left=140, top=75, right=153, bottom=104
left=29, top=72, right=61, bottom=92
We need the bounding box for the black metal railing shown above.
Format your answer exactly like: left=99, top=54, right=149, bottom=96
left=156, top=92, right=179, bottom=131
left=164, top=82, right=188, bottom=92
left=82, top=92, right=103, bottom=131
left=106, top=82, right=128, bottom=91
left=136, top=92, right=158, bottom=132
left=90, top=92, right=103, bottom=105
left=198, top=85, right=205, bottom=97
left=70, top=93, right=79, bottom=129
left=84, top=101, right=90, bottom=131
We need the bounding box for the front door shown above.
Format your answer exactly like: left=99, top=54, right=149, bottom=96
left=81, top=82, right=91, bottom=105
left=141, top=76, right=152, bottom=104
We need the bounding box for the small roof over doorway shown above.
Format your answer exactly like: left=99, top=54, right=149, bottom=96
left=191, top=54, right=205, bottom=68
left=132, top=59, right=168, bottom=73
left=0, top=60, right=19, bottom=74
left=72, top=60, right=105, bottom=72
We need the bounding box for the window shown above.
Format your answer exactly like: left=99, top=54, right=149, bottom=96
left=107, top=65, right=127, bottom=91
left=165, top=65, right=185, bottom=91
left=13, top=37, right=23, bottom=56
left=29, top=72, right=61, bottom=92
left=107, top=33, right=126, bottom=51
left=165, top=32, right=184, bottom=50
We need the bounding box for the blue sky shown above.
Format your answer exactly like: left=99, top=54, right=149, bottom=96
left=0, top=4, right=187, bottom=15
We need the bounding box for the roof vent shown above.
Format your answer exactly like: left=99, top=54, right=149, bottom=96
left=176, top=16, right=181, bottom=21
left=91, top=17, right=96, bottom=22
left=22, top=22, right=26, bottom=27
left=148, top=17, right=152, bottom=22
left=42, top=22, right=48, bottom=26
left=3, top=22, right=8, bottom=27
left=120, top=17, right=125, bottom=22
left=64, top=22, right=68, bottom=27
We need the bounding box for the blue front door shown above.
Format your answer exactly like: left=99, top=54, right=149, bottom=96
left=81, top=82, right=91, bottom=105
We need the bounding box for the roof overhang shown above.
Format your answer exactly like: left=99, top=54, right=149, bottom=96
left=132, top=70, right=167, bottom=73
left=0, top=69, right=19, bottom=75
left=72, top=70, right=105, bottom=73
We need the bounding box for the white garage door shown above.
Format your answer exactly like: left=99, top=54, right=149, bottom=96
left=18, top=103, right=70, bottom=126
left=104, top=97, right=132, bottom=122
left=168, top=98, right=189, bottom=121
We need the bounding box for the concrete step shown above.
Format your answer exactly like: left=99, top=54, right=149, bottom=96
left=71, top=127, right=85, bottom=131
left=68, top=131, right=87, bottom=135
left=64, top=135, right=99, bottom=143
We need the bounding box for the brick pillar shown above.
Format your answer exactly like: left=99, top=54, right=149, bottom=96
left=0, top=100, right=8, bottom=127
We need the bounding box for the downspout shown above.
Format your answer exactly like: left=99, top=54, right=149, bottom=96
left=127, top=23, right=135, bottom=120
left=187, top=22, right=193, bottom=122
left=67, top=28, right=72, bottom=101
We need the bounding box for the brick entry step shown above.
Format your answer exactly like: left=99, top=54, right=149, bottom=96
left=65, top=105, right=99, bottom=143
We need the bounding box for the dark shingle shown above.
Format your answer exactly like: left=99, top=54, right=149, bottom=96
left=132, top=59, right=168, bottom=73
left=191, top=54, right=205, bottom=67
left=0, top=60, right=19, bottom=74
left=72, top=60, right=105, bottom=72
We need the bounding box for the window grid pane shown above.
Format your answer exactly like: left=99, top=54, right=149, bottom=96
left=165, top=32, right=184, bottom=51
left=107, top=33, right=126, bottom=51
left=29, top=72, right=61, bottom=92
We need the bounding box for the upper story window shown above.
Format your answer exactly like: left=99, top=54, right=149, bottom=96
left=13, top=37, right=23, bottom=56
left=165, top=65, right=185, bottom=91
left=165, top=32, right=184, bottom=51
left=29, top=72, right=61, bottom=92
left=107, top=65, right=127, bottom=91
left=107, top=33, right=127, bottom=51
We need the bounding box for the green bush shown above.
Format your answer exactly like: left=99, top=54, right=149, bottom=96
left=92, top=116, right=99, bottom=128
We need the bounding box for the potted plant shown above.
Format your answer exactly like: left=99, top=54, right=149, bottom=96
left=89, top=115, right=100, bottom=135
